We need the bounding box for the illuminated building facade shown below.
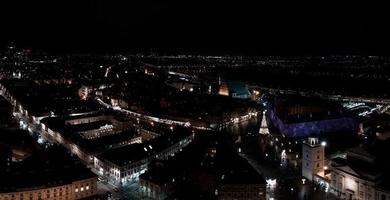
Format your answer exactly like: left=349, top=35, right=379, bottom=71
left=304, top=140, right=390, bottom=200
left=41, top=114, right=141, bottom=165
left=218, top=82, right=229, bottom=96
left=269, top=97, right=357, bottom=137
left=94, top=131, right=194, bottom=185
left=0, top=177, right=97, bottom=200
left=218, top=81, right=250, bottom=99
left=330, top=148, right=390, bottom=200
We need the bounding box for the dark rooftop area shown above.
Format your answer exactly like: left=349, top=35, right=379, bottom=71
left=1, top=80, right=100, bottom=117
left=0, top=146, right=96, bottom=193
left=41, top=116, right=139, bottom=154
left=273, top=96, right=353, bottom=123
left=97, top=128, right=192, bottom=167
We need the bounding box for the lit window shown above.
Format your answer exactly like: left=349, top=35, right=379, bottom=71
left=86, top=186, right=89, bottom=190
left=75, top=188, right=78, bottom=193
left=81, top=187, right=84, bottom=191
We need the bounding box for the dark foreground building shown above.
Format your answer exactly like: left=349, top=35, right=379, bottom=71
left=0, top=131, right=97, bottom=200
left=139, top=135, right=266, bottom=200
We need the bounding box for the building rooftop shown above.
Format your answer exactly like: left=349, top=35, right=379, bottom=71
left=0, top=147, right=96, bottom=193
left=226, top=81, right=250, bottom=97
left=41, top=116, right=139, bottom=154
left=97, top=128, right=192, bottom=167
left=69, top=120, right=112, bottom=133
left=1, top=80, right=99, bottom=117
left=140, top=134, right=265, bottom=188
left=273, top=96, right=352, bottom=123
left=331, top=140, right=390, bottom=182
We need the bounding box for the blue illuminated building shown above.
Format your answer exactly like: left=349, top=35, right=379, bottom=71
left=268, top=97, right=357, bottom=138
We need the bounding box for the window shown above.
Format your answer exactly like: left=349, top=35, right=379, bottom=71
left=86, top=186, right=89, bottom=190
left=75, top=188, right=78, bottom=193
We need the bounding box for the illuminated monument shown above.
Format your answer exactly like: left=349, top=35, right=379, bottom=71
left=259, top=110, right=269, bottom=135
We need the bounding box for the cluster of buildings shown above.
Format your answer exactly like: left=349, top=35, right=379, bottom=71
left=139, top=135, right=266, bottom=200
left=1, top=77, right=196, bottom=188
left=41, top=112, right=142, bottom=164
left=218, top=81, right=251, bottom=99
left=41, top=108, right=195, bottom=186
left=94, top=129, right=194, bottom=185
left=302, top=137, right=390, bottom=200
left=0, top=124, right=97, bottom=200
left=0, top=150, right=97, bottom=200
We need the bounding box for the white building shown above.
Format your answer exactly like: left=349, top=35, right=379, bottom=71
left=94, top=131, right=194, bottom=185
left=330, top=148, right=390, bottom=200
left=301, top=137, right=390, bottom=200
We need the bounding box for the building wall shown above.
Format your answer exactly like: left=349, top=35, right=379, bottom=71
left=65, top=115, right=109, bottom=125
left=0, top=177, right=97, bottom=200
left=269, top=109, right=356, bottom=137
left=331, top=168, right=390, bottom=200
left=302, top=139, right=325, bottom=181
left=139, top=179, right=166, bottom=200
left=376, top=189, right=390, bottom=200
left=78, top=125, right=114, bottom=139
left=218, top=184, right=266, bottom=200
left=94, top=134, right=194, bottom=185
left=45, top=127, right=93, bottom=164
left=330, top=167, right=376, bottom=200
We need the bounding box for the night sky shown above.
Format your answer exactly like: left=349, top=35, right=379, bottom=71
left=1, top=0, right=390, bottom=55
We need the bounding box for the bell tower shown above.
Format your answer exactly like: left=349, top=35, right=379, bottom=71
left=302, top=137, right=325, bottom=181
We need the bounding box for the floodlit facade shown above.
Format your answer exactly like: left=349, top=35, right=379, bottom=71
left=269, top=97, right=357, bottom=137
left=94, top=132, right=194, bottom=185
left=0, top=177, right=97, bottom=200
left=330, top=149, right=390, bottom=200
left=301, top=137, right=390, bottom=200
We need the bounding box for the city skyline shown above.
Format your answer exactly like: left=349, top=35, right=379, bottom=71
left=1, top=2, right=390, bottom=200
left=1, top=0, right=390, bottom=55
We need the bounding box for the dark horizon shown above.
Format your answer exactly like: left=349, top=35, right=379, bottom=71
left=1, top=0, right=390, bottom=55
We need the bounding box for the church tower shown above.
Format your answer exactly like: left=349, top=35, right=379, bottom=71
left=302, top=137, right=325, bottom=181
